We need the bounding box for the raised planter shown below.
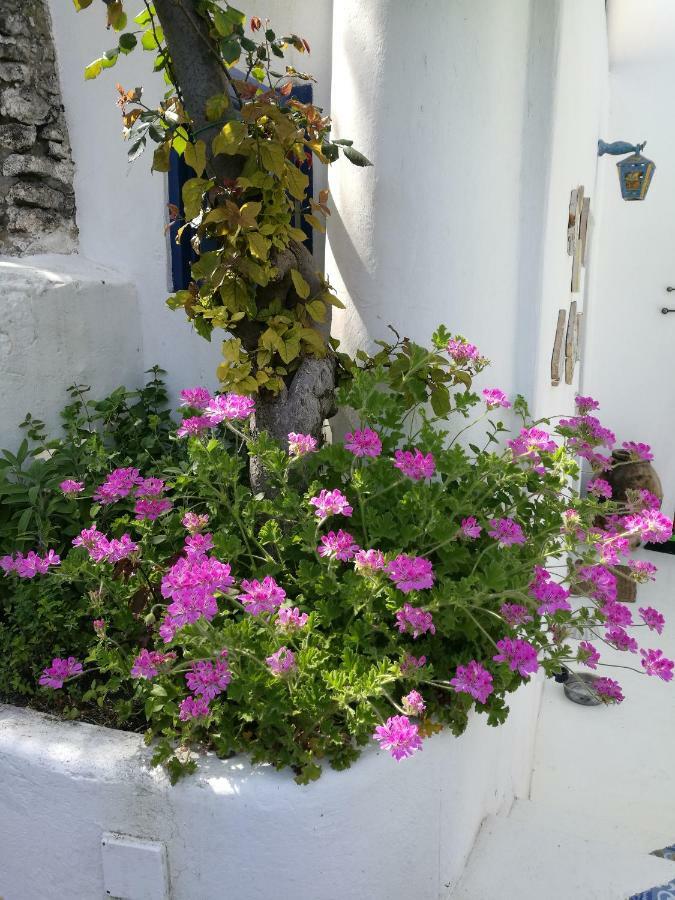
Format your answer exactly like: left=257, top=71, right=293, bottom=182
left=0, top=678, right=541, bottom=900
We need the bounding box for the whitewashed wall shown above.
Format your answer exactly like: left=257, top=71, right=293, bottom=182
left=582, top=0, right=675, bottom=514
left=0, top=680, right=541, bottom=900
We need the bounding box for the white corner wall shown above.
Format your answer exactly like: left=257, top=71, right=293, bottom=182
left=0, top=255, right=142, bottom=450
left=582, top=0, right=675, bottom=515
left=0, top=680, right=541, bottom=900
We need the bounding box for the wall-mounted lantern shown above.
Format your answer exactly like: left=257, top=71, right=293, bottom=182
left=598, top=140, right=655, bottom=200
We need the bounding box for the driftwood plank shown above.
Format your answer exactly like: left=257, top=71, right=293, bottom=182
left=551, top=309, right=567, bottom=386
left=565, top=300, right=578, bottom=384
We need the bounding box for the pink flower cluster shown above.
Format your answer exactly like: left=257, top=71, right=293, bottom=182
left=493, top=637, right=539, bottom=677
left=639, top=606, right=665, bottom=634
left=461, top=517, right=482, bottom=539
left=578, top=641, right=600, bottom=669
left=557, top=415, right=616, bottom=449
left=179, top=696, right=211, bottom=721
left=641, top=648, right=674, bottom=681
left=528, top=567, right=571, bottom=615
left=288, top=432, right=318, bottom=457
left=446, top=338, right=481, bottom=364
left=186, top=652, right=231, bottom=699
left=177, top=416, right=213, bottom=438
left=266, top=646, right=296, bottom=676
left=182, top=512, right=209, bottom=533
left=184, top=533, right=214, bottom=558
left=204, top=393, right=255, bottom=423
left=595, top=677, right=624, bottom=703
left=160, top=553, right=234, bottom=641
left=73, top=528, right=137, bottom=564
left=508, top=427, right=557, bottom=472
left=623, top=510, right=673, bottom=544
left=395, top=603, right=436, bottom=639
left=482, top=388, right=511, bottom=410
left=400, top=654, right=427, bottom=673
left=239, top=576, right=286, bottom=615
left=402, top=690, right=426, bottom=715
left=180, top=386, right=212, bottom=409
left=450, top=660, right=494, bottom=703
left=39, top=656, right=82, bottom=689
left=310, top=488, right=353, bottom=518
left=393, top=449, right=435, bottom=481
left=276, top=605, right=309, bottom=630
left=317, top=529, right=359, bottom=561
left=1, top=549, right=60, bottom=578
left=577, top=564, right=617, bottom=603
left=373, top=715, right=423, bottom=761
left=345, top=428, right=382, bottom=458
left=354, top=548, right=386, bottom=572
left=622, top=441, right=653, bottom=462
left=131, top=649, right=177, bottom=679
left=488, top=517, right=526, bottom=548
left=587, top=478, right=612, bottom=500
left=93, top=467, right=143, bottom=504
left=575, top=394, right=600, bottom=415
left=60, top=479, right=84, bottom=495
left=387, top=554, right=435, bottom=592
left=500, top=603, right=533, bottom=627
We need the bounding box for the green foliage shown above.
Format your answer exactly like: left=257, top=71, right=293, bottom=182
left=2, top=331, right=617, bottom=781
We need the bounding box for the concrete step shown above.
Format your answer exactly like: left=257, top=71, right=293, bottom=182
left=451, top=804, right=675, bottom=900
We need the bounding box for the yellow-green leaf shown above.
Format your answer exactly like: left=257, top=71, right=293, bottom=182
left=107, top=1, right=127, bottom=31
left=84, top=58, right=103, bottom=80
left=238, top=201, right=261, bottom=228
left=247, top=231, right=271, bottom=260
left=306, top=299, right=326, bottom=323
left=172, top=131, right=188, bottom=156
left=322, top=290, right=346, bottom=309
left=182, top=177, right=213, bottom=221
left=259, top=141, right=285, bottom=177
left=205, top=94, right=230, bottom=121
left=212, top=121, right=247, bottom=156
left=141, top=27, right=163, bottom=50
left=300, top=327, right=327, bottom=355
left=278, top=339, right=300, bottom=364
left=73, top=0, right=94, bottom=10
left=290, top=268, right=310, bottom=299
left=184, top=139, right=207, bottom=177
left=152, top=141, right=171, bottom=172
left=304, top=213, right=326, bottom=233
left=284, top=161, right=308, bottom=200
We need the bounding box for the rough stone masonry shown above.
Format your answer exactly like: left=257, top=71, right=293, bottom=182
left=0, top=0, right=77, bottom=255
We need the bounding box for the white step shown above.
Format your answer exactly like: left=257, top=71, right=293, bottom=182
left=451, top=805, right=675, bottom=900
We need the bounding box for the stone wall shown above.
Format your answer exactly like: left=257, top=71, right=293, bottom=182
left=0, top=0, right=77, bottom=255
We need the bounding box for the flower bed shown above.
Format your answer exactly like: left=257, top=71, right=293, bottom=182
left=1, top=328, right=672, bottom=786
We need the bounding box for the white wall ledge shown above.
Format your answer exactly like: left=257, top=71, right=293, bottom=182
left=0, top=680, right=542, bottom=899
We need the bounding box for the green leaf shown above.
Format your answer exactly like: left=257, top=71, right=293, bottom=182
left=184, top=139, right=207, bottom=177
left=251, top=66, right=265, bottom=82
left=205, top=94, right=230, bottom=121
left=342, top=145, right=373, bottom=167
left=430, top=385, right=451, bottom=417
left=284, top=161, right=308, bottom=200
left=259, top=141, right=284, bottom=177
left=212, top=120, right=247, bottom=156
left=306, top=299, right=326, bottom=323
left=141, top=27, right=163, bottom=51
left=118, top=33, right=138, bottom=53
left=84, top=58, right=103, bottom=80
left=220, top=37, right=241, bottom=66
left=247, top=231, right=271, bottom=260
left=182, top=177, right=213, bottom=220
left=152, top=141, right=171, bottom=173
left=290, top=268, right=310, bottom=299
left=213, top=8, right=234, bottom=36
left=73, top=0, right=94, bottom=9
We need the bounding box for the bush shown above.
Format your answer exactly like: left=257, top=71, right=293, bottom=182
left=1, top=329, right=672, bottom=783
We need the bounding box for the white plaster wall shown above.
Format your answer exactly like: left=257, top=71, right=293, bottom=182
left=326, top=0, right=608, bottom=421
left=46, top=0, right=334, bottom=406
left=582, top=0, right=675, bottom=515
left=0, top=679, right=541, bottom=900
left=0, top=255, right=142, bottom=450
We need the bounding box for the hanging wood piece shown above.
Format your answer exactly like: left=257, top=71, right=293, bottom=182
left=567, top=188, right=579, bottom=256
left=565, top=300, right=578, bottom=384
left=551, top=309, right=567, bottom=385
left=579, top=197, right=590, bottom=266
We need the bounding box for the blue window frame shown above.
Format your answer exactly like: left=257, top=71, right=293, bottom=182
left=168, top=82, right=314, bottom=291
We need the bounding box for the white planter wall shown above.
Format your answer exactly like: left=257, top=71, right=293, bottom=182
left=0, top=678, right=541, bottom=900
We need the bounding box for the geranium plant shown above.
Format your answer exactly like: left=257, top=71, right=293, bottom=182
left=4, top=329, right=671, bottom=783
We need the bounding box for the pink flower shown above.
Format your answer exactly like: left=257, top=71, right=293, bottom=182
left=39, top=656, right=82, bottom=689
left=135, top=498, right=173, bottom=521
left=185, top=652, right=231, bottom=698
left=596, top=533, right=630, bottom=566
left=493, top=637, right=539, bottom=677
left=73, top=529, right=137, bottom=564
left=578, top=565, right=617, bottom=603
left=159, top=618, right=177, bottom=643
left=344, top=427, right=382, bottom=458
left=630, top=560, right=658, bottom=583
left=557, top=416, right=616, bottom=449
left=93, top=618, right=106, bottom=637
left=288, top=432, right=318, bottom=457
left=395, top=603, right=435, bottom=639
left=205, top=393, right=255, bottom=423
left=317, top=529, right=359, bottom=561
left=482, top=388, right=511, bottom=410
left=622, top=441, right=653, bottom=462
left=387, top=555, right=435, bottom=593
left=266, top=646, right=296, bottom=676
left=604, top=626, right=638, bottom=653
left=180, top=386, right=212, bottom=409
left=136, top=477, right=165, bottom=497
left=354, top=549, right=386, bottom=572
left=625, top=489, right=661, bottom=513
left=93, top=467, right=142, bottom=504
left=528, top=567, right=571, bottom=615
left=587, top=478, right=612, bottom=500
left=639, top=606, right=665, bottom=634
left=508, top=427, right=557, bottom=471
left=106, top=534, right=138, bottom=563
left=310, top=488, right=353, bottom=518
left=623, top=510, right=673, bottom=544
left=402, top=690, right=426, bottom=715
left=0, top=555, right=15, bottom=574
left=276, top=605, right=309, bottom=631
left=239, top=576, right=286, bottom=615
left=578, top=641, right=600, bottom=669
left=460, top=517, right=482, bottom=539
left=131, top=649, right=176, bottom=679
left=450, top=660, right=494, bottom=704
left=373, top=715, right=423, bottom=761
left=600, top=600, right=633, bottom=628
left=446, top=337, right=481, bottom=363
left=488, top=518, right=526, bottom=548
left=179, top=695, right=210, bottom=721
left=594, top=677, right=624, bottom=703
left=575, top=395, right=600, bottom=415
left=161, top=555, right=234, bottom=633
left=640, top=648, right=674, bottom=681
left=177, top=416, right=213, bottom=438
left=60, top=479, right=84, bottom=495
left=4, top=550, right=61, bottom=578
left=184, top=533, right=214, bottom=558
left=500, top=603, right=533, bottom=627
left=400, top=654, right=427, bottom=673
left=561, top=509, right=581, bottom=530
left=182, top=512, right=209, bottom=533
left=393, top=449, right=435, bottom=481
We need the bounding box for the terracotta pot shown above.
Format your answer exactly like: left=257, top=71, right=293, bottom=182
left=605, top=449, right=663, bottom=505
